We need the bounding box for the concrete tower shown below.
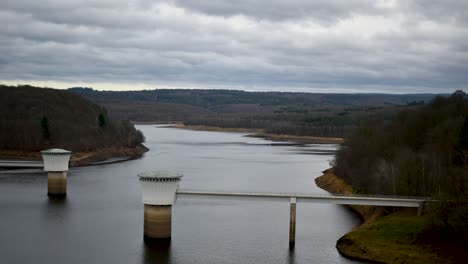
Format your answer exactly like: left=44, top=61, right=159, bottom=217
left=41, top=148, right=72, bottom=197
left=138, top=171, right=183, bottom=243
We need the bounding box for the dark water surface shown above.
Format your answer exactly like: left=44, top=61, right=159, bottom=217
left=0, top=125, right=362, bottom=264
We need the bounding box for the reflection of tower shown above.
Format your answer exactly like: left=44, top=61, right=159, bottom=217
left=138, top=171, right=183, bottom=243
left=41, top=149, right=72, bottom=197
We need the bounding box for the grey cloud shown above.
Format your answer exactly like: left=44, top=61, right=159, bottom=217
left=1, top=0, right=467, bottom=93
left=169, top=0, right=384, bottom=23
left=408, top=0, right=468, bottom=26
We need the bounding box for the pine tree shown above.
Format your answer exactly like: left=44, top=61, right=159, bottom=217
left=458, top=116, right=468, bottom=167
left=98, top=113, right=106, bottom=128
left=41, top=116, right=50, bottom=139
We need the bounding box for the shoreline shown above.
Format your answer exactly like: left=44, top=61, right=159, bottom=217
left=0, top=144, right=149, bottom=167
left=166, top=124, right=344, bottom=144
left=315, top=169, right=383, bottom=223
left=164, top=123, right=264, bottom=133
left=315, top=169, right=456, bottom=264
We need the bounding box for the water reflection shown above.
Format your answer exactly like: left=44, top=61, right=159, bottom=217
left=42, top=196, right=69, bottom=225
left=142, top=242, right=172, bottom=264
left=287, top=249, right=297, bottom=264
left=47, top=196, right=67, bottom=205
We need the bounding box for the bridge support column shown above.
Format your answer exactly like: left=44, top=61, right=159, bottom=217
left=289, top=197, right=296, bottom=248
left=418, top=201, right=425, bottom=216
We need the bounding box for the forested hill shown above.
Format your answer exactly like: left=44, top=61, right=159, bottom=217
left=334, top=90, right=468, bottom=239
left=69, top=87, right=437, bottom=108
left=69, top=87, right=440, bottom=137
left=0, top=85, right=144, bottom=152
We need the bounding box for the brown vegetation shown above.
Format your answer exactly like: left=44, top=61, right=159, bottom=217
left=250, top=133, right=343, bottom=144
left=70, top=87, right=437, bottom=138
left=0, top=85, right=147, bottom=164
left=169, top=124, right=343, bottom=144
left=167, top=124, right=263, bottom=133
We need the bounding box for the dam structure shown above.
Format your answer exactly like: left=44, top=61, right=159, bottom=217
left=41, top=148, right=72, bottom=197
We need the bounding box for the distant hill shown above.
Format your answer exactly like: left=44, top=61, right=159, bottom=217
left=68, top=87, right=438, bottom=108
left=0, top=85, right=144, bottom=152
left=69, top=87, right=442, bottom=137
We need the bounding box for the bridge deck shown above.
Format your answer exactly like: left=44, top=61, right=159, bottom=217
left=176, top=189, right=428, bottom=207
left=0, top=160, right=43, bottom=168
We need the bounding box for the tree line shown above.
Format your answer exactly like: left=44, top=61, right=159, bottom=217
left=334, top=90, right=468, bottom=242
left=70, top=87, right=438, bottom=138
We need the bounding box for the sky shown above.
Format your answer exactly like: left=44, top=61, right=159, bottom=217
left=1, top=0, right=467, bottom=93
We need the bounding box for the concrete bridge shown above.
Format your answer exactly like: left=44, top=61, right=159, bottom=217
left=176, top=189, right=426, bottom=207
left=176, top=189, right=430, bottom=247
left=0, top=160, right=43, bottom=168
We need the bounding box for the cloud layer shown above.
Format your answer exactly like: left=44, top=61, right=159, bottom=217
left=1, top=0, right=467, bottom=92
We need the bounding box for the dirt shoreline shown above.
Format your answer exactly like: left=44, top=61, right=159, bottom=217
left=165, top=123, right=264, bottom=133
left=315, top=169, right=383, bottom=223
left=166, top=124, right=344, bottom=144
left=0, top=144, right=149, bottom=167
left=315, top=170, right=385, bottom=263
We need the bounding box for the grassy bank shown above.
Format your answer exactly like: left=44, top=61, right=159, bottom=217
left=337, top=212, right=453, bottom=264
left=315, top=170, right=460, bottom=264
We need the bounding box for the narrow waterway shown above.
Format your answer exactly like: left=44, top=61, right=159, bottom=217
left=0, top=125, right=362, bottom=264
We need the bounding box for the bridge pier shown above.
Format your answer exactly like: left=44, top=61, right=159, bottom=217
left=418, top=201, right=426, bottom=216
left=289, top=197, right=296, bottom=249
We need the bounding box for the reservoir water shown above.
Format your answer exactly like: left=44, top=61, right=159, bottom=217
left=0, top=125, right=362, bottom=264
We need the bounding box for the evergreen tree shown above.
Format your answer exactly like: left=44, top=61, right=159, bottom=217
left=458, top=116, right=468, bottom=167
left=98, top=113, right=106, bottom=128
left=41, top=116, right=50, bottom=139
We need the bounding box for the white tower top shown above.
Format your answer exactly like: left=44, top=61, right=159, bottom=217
left=41, top=148, right=72, bottom=172
left=138, top=171, right=183, bottom=205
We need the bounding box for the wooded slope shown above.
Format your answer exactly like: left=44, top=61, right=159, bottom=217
left=0, top=85, right=144, bottom=152
left=334, top=90, right=468, bottom=242
left=69, top=87, right=439, bottom=137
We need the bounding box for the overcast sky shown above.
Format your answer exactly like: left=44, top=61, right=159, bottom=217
left=1, top=0, right=467, bottom=93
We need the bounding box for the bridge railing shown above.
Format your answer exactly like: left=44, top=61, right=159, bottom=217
left=176, top=188, right=431, bottom=201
